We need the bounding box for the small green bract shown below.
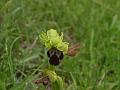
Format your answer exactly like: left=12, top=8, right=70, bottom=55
left=39, top=29, right=69, bottom=54
left=43, top=69, right=64, bottom=90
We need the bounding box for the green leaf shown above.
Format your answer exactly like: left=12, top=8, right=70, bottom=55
left=43, top=69, right=64, bottom=90
left=51, top=76, right=64, bottom=90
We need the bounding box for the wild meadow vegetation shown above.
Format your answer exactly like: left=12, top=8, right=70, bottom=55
left=0, top=0, right=120, bottom=90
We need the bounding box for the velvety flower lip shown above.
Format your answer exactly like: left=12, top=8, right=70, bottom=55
left=47, top=47, right=64, bottom=60
left=49, top=55, right=60, bottom=65
left=39, top=29, right=69, bottom=54
left=47, top=47, right=64, bottom=65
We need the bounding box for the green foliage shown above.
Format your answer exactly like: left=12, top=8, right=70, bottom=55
left=43, top=69, right=64, bottom=90
left=52, top=76, right=63, bottom=90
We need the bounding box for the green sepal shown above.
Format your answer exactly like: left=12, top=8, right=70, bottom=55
left=39, top=29, right=69, bottom=54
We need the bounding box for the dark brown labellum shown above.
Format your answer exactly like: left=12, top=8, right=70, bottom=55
left=59, top=51, right=64, bottom=60
left=47, top=47, right=64, bottom=65
left=47, top=47, right=64, bottom=60
left=49, top=55, right=60, bottom=65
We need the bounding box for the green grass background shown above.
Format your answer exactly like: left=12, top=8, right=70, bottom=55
left=0, top=0, right=120, bottom=90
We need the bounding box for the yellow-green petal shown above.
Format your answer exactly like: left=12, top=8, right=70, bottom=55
left=39, top=29, right=69, bottom=54
left=57, top=42, right=69, bottom=54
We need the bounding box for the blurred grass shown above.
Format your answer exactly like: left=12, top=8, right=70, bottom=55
left=0, top=0, right=120, bottom=90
